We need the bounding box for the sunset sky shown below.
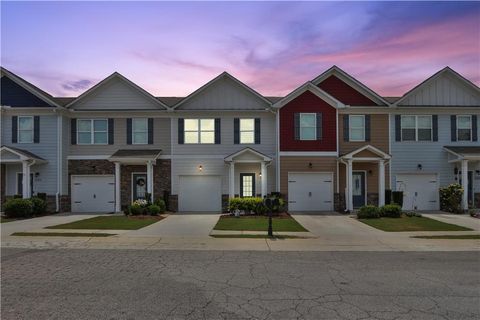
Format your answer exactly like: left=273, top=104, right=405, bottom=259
left=1, top=1, right=479, bottom=97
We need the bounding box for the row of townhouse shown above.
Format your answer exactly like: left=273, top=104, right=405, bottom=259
left=1, top=66, right=479, bottom=213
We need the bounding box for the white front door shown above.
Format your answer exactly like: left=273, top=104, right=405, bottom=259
left=395, top=174, right=439, bottom=211
left=288, top=172, right=334, bottom=212
left=178, top=175, right=222, bottom=212
left=71, top=175, right=115, bottom=212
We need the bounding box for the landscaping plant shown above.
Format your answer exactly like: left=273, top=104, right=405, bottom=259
left=147, top=204, right=161, bottom=216
left=357, top=205, right=380, bottom=219
left=31, top=197, right=47, bottom=215
left=439, top=183, right=463, bottom=213
left=154, top=199, right=166, bottom=213
left=391, top=191, right=404, bottom=207
left=380, top=204, right=402, bottom=218
left=4, top=198, right=34, bottom=218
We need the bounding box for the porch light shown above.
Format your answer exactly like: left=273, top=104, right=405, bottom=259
left=198, top=165, right=203, bottom=172
left=308, top=162, right=313, bottom=169
left=259, top=173, right=262, bottom=178
left=417, top=164, right=422, bottom=170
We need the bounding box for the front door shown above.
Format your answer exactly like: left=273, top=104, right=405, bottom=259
left=240, top=173, right=255, bottom=197
left=17, top=173, right=34, bottom=196
left=352, top=171, right=366, bottom=208
left=132, top=173, right=148, bottom=201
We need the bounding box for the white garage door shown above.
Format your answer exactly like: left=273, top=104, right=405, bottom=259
left=288, top=172, right=333, bottom=212
left=178, top=175, right=222, bottom=212
left=71, top=175, right=115, bottom=212
left=395, top=174, right=439, bottom=211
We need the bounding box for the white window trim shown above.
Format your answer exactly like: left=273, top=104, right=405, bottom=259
left=239, top=118, right=255, bottom=144
left=349, top=115, right=365, bottom=142
left=17, top=116, right=34, bottom=144
left=401, top=115, right=433, bottom=142
left=132, top=118, right=148, bottom=145
left=184, top=119, right=215, bottom=144
left=457, top=115, right=472, bottom=142
left=77, top=119, right=108, bottom=145
left=299, top=113, right=316, bottom=141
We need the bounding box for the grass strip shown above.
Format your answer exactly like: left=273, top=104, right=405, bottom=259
left=12, top=232, right=115, bottom=237
left=411, top=234, right=480, bottom=239
left=358, top=216, right=472, bottom=232
left=46, top=216, right=161, bottom=230
left=213, top=216, right=307, bottom=232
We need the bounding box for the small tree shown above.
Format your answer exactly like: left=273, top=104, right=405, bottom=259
left=439, top=183, right=463, bottom=214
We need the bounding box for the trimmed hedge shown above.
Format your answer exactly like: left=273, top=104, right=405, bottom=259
left=380, top=204, right=402, bottom=218
left=228, top=197, right=286, bottom=214
left=31, top=197, right=47, bottom=215
left=147, top=204, right=161, bottom=216
left=154, top=199, right=166, bottom=213
left=4, top=198, right=34, bottom=218
left=357, top=205, right=380, bottom=219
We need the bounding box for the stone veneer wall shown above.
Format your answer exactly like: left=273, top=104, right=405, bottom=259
left=168, top=195, right=178, bottom=212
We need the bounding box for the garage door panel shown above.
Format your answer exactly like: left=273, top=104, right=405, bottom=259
left=395, top=174, right=439, bottom=211
left=179, top=175, right=222, bottom=212
left=288, top=172, right=333, bottom=212
left=71, top=175, right=115, bottom=213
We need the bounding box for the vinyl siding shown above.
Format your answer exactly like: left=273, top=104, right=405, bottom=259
left=339, top=113, right=389, bottom=154
left=62, top=115, right=70, bottom=194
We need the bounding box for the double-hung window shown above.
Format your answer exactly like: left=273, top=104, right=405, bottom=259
left=132, top=118, right=148, bottom=144
left=239, top=119, right=255, bottom=144
left=457, top=115, right=472, bottom=141
left=18, top=116, right=33, bottom=143
left=299, top=113, right=316, bottom=140
left=401, top=115, right=432, bottom=141
left=417, top=116, right=432, bottom=141
left=184, top=119, right=215, bottom=144
left=349, top=115, right=365, bottom=141
left=77, top=119, right=108, bottom=144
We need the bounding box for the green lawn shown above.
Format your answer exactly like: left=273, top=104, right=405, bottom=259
left=12, top=232, right=114, bottom=237
left=359, top=216, right=472, bottom=232
left=213, top=216, right=307, bottom=232
left=46, top=216, right=161, bottom=230
left=211, top=234, right=306, bottom=239
left=411, top=235, right=480, bottom=240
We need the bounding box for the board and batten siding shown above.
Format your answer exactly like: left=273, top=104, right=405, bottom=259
left=1, top=114, right=58, bottom=195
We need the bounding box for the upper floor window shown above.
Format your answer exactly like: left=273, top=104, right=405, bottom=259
left=300, top=113, right=316, bottom=140
left=349, top=115, right=365, bottom=141
left=132, top=118, right=148, bottom=144
left=184, top=119, right=215, bottom=144
left=77, top=119, right=108, bottom=144
left=457, top=115, right=472, bottom=141
left=240, top=119, right=255, bottom=144
left=18, top=116, right=33, bottom=143
left=401, top=115, right=432, bottom=141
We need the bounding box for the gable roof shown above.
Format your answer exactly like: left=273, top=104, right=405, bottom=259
left=272, top=81, right=345, bottom=109
left=0, top=145, right=46, bottom=162
left=65, top=72, right=169, bottom=110
left=173, top=72, right=272, bottom=110
left=340, top=144, right=391, bottom=160
left=311, top=66, right=388, bottom=106
left=224, top=147, right=272, bottom=162
left=0, top=67, right=62, bottom=108
left=394, top=67, right=480, bottom=107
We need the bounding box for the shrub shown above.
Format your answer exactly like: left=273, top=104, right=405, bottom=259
left=255, top=202, right=267, bottom=215
left=440, top=183, right=463, bottom=214
left=36, top=193, right=47, bottom=201
left=391, top=191, right=404, bottom=207
left=147, top=204, right=161, bottom=216
left=132, top=199, right=148, bottom=207
left=154, top=199, right=166, bottom=213
left=130, top=204, right=145, bottom=215
left=405, top=211, right=422, bottom=218
left=30, top=197, right=47, bottom=215
left=228, top=197, right=263, bottom=213
left=357, top=205, right=380, bottom=219
left=4, top=198, right=34, bottom=218
left=380, top=204, right=402, bottom=218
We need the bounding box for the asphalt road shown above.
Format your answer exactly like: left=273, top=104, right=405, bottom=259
left=1, top=248, right=479, bottom=320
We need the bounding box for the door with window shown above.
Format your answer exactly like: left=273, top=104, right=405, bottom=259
left=352, top=171, right=366, bottom=208
left=17, top=173, right=34, bottom=196
left=132, top=173, right=148, bottom=201
left=240, top=173, right=255, bottom=197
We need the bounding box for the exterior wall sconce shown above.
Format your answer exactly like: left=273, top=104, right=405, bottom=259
left=308, top=162, right=313, bottom=169
left=259, top=173, right=262, bottom=177
left=417, top=164, right=422, bottom=170
left=454, top=166, right=458, bottom=181
left=368, top=170, right=373, bottom=175
left=35, top=172, right=40, bottom=177
left=198, top=165, right=203, bottom=172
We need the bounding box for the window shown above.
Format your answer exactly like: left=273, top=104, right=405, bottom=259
left=401, top=115, right=432, bottom=141
left=184, top=119, right=215, bottom=144
left=132, top=118, right=148, bottom=144
left=18, top=116, right=33, bottom=143
left=457, top=115, right=472, bottom=141
left=299, top=113, right=316, bottom=140
left=240, top=119, right=255, bottom=144
left=349, top=115, right=365, bottom=141
left=77, top=119, right=108, bottom=144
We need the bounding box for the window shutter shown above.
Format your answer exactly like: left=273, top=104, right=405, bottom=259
left=365, top=115, right=371, bottom=142
left=126, top=118, right=132, bottom=145
left=395, top=115, right=401, bottom=142
left=294, top=113, right=300, bottom=140
left=178, top=118, right=184, bottom=144
left=316, top=113, right=322, bottom=140
left=343, top=115, right=349, bottom=142
left=234, top=118, right=240, bottom=144
left=214, top=118, right=221, bottom=144
left=472, top=115, right=478, bottom=142
left=33, top=116, right=40, bottom=143
left=148, top=118, right=154, bottom=144
left=432, top=115, right=438, bottom=141
left=254, top=118, right=261, bottom=144
left=11, top=116, right=18, bottom=143
left=108, top=118, right=114, bottom=145
left=450, top=115, right=457, bottom=142
left=71, top=119, right=77, bottom=145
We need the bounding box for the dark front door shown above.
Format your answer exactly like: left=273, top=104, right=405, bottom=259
left=240, top=173, right=255, bottom=197
left=17, top=173, right=34, bottom=196
left=132, top=173, right=147, bottom=201
left=352, top=171, right=366, bottom=208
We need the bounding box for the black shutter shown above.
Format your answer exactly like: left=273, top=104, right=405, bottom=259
left=294, top=113, right=300, bottom=140
left=108, top=118, right=114, bottom=145
left=472, top=115, right=478, bottom=142
left=71, top=119, right=77, bottom=145
left=432, top=115, right=438, bottom=141
left=365, top=115, right=371, bottom=142
left=451, top=115, right=457, bottom=142
left=214, top=118, right=221, bottom=144
left=234, top=118, right=240, bottom=144
left=148, top=118, right=154, bottom=144
left=395, top=115, right=401, bottom=142
left=126, top=118, right=132, bottom=144
left=33, top=116, right=40, bottom=143
left=178, top=118, right=184, bottom=144
left=316, top=113, right=322, bottom=140
left=343, top=115, right=349, bottom=142
left=254, top=118, right=261, bottom=144
left=11, top=116, right=18, bottom=143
